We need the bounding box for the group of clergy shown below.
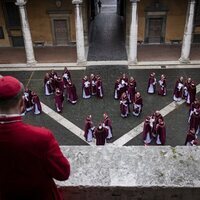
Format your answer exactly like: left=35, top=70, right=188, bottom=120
left=22, top=88, right=42, bottom=115
left=114, top=73, right=143, bottom=118
left=44, top=67, right=78, bottom=113
left=173, top=76, right=197, bottom=104
left=185, top=98, right=200, bottom=146
left=84, top=113, right=113, bottom=145
left=142, top=110, right=166, bottom=145
left=147, top=72, right=167, bottom=96
left=82, top=74, right=104, bottom=99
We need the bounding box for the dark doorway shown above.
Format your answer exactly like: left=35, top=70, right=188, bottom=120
left=54, top=19, right=69, bottom=45
left=145, top=15, right=166, bottom=44
left=148, top=18, right=163, bottom=43
left=87, top=0, right=127, bottom=61
left=2, top=0, right=24, bottom=47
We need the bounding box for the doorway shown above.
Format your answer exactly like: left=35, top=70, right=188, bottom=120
left=87, top=0, right=127, bottom=61
left=53, top=19, right=69, bottom=45
left=148, top=18, right=163, bottom=43
left=48, top=12, right=71, bottom=46
left=145, top=13, right=167, bottom=44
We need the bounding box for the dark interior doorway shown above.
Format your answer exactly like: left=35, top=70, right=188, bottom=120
left=87, top=0, right=127, bottom=61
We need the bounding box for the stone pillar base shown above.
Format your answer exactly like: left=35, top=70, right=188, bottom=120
left=77, top=60, right=87, bottom=66
left=179, top=57, right=190, bottom=64
left=128, top=59, right=138, bottom=65
left=27, top=60, right=37, bottom=67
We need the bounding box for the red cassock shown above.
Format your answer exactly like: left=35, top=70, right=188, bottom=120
left=127, top=81, right=136, bottom=103
left=187, top=84, right=196, bottom=105
left=103, top=117, right=112, bottom=130
left=90, top=77, right=97, bottom=95
left=114, top=81, right=121, bottom=100
left=152, top=113, right=164, bottom=135
left=49, top=72, right=58, bottom=91
left=189, top=112, right=200, bottom=134
left=32, top=94, right=42, bottom=114
left=96, top=79, right=104, bottom=98
left=55, top=92, right=64, bottom=112
left=62, top=70, right=71, bottom=86
left=66, top=83, right=78, bottom=104
left=147, top=76, right=156, bottom=94
left=84, top=120, right=94, bottom=141
left=133, top=96, right=143, bottom=115
left=142, top=121, right=152, bottom=144
left=120, top=99, right=129, bottom=117
left=185, top=131, right=197, bottom=146
left=44, top=76, right=53, bottom=95
left=158, top=79, right=166, bottom=96
left=82, top=79, right=91, bottom=98
left=94, top=127, right=108, bottom=145
left=173, top=80, right=184, bottom=100
left=0, top=116, right=70, bottom=200
left=120, top=77, right=129, bottom=94
left=183, top=81, right=191, bottom=98
left=55, top=79, right=64, bottom=93
left=103, top=117, right=113, bottom=139
left=24, top=89, right=33, bottom=111
left=189, top=101, right=200, bottom=116
left=156, top=122, right=166, bottom=145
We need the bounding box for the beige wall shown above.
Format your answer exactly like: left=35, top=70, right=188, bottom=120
left=27, top=0, right=76, bottom=45
left=0, top=0, right=76, bottom=47
left=0, top=1, right=10, bottom=47
left=164, top=0, right=187, bottom=42
left=0, top=0, right=189, bottom=47
left=126, top=0, right=188, bottom=44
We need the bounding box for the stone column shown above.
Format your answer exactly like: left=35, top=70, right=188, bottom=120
left=128, top=0, right=139, bottom=65
left=72, top=0, right=86, bottom=65
left=179, top=0, right=196, bottom=63
left=15, top=0, right=36, bottom=65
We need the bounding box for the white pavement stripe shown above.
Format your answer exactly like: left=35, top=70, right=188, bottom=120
left=41, top=102, right=95, bottom=146
left=113, top=83, right=200, bottom=147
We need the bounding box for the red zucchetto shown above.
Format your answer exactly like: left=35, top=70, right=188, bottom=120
left=0, top=76, right=22, bottom=100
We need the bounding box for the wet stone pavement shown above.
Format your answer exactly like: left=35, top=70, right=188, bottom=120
left=87, top=6, right=127, bottom=61
left=1, top=66, right=200, bottom=147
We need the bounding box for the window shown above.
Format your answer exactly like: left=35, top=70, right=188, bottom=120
left=5, top=1, right=21, bottom=28
left=194, top=0, right=200, bottom=26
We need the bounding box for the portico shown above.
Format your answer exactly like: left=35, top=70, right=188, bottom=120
left=0, top=0, right=199, bottom=65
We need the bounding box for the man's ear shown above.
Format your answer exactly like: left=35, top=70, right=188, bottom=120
left=19, top=97, right=25, bottom=113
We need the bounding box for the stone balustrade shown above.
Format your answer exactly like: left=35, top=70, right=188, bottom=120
left=57, top=146, right=200, bottom=200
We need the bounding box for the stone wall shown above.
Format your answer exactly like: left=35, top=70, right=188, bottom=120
left=57, top=146, right=200, bottom=200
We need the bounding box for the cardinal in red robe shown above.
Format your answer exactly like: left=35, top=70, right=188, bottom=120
left=94, top=124, right=108, bottom=145
left=54, top=88, right=64, bottom=113
left=66, top=81, right=78, bottom=104
left=156, top=119, right=166, bottom=145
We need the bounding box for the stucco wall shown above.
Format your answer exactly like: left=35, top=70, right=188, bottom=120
left=27, top=0, right=76, bottom=45
left=0, top=0, right=190, bottom=47
left=164, top=0, right=187, bottom=42
left=126, top=0, right=188, bottom=44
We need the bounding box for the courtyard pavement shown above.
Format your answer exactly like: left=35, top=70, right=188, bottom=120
left=1, top=66, right=200, bottom=147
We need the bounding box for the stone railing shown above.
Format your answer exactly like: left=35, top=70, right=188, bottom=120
left=57, top=146, right=200, bottom=200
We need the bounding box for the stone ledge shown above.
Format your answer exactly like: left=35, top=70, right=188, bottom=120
left=56, top=146, right=200, bottom=199
left=58, top=146, right=200, bottom=188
